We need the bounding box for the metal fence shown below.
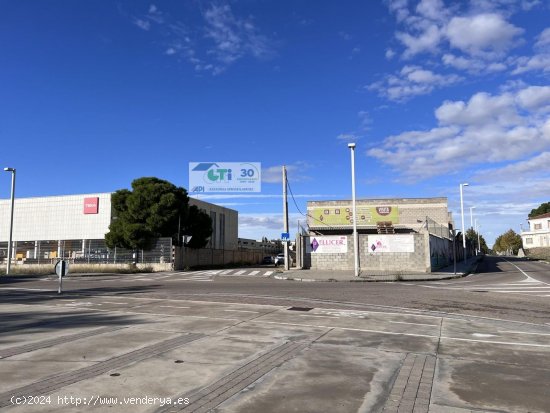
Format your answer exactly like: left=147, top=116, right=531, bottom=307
left=0, top=238, right=172, bottom=265
left=425, top=217, right=452, bottom=239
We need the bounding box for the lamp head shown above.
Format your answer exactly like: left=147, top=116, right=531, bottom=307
left=462, top=183, right=469, bottom=187
left=4, top=167, right=15, bottom=172
left=347, top=143, right=356, bottom=149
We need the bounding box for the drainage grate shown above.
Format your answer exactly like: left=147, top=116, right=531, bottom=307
left=472, top=290, right=488, bottom=293
left=287, top=307, right=313, bottom=312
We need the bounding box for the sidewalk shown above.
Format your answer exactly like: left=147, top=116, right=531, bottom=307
left=274, top=256, right=482, bottom=282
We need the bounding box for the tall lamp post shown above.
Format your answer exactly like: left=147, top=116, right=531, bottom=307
left=475, top=219, right=481, bottom=255
left=469, top=206, right=476, bottom=229
left=348, top=143, right=359, bottom=277
left=459, top=183, right=469, bottom=260
left=4, top=167, right=16, bottom=275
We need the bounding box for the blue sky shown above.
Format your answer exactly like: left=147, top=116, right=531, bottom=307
left=1, top=0, right=549, bottom=245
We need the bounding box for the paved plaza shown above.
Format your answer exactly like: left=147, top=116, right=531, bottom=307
left=1, top=269, right=549, bottom=413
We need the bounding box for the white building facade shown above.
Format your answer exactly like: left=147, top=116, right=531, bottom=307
left=0, top=192, right=238, bottom=263
left=521, top=212, right=550, bottom=248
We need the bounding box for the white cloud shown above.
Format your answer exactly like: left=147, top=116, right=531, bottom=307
left=513, top=53, right=550, bottom=74
left=416, top=0, right=448, bottom=21
left=368, top=85, right=550, bottom=179
left=131, top=3, right=274, bottom=75
left=473, top=151, right=550, bottom=181
left=369, top=65, right=462, bottom=101
left=133, top=18, right=150, bottom=31
left=203, top=4, right=272, bottom=66
left=510, top=27, right=550, bottom=74
left=380, top=1, right=550, bottom=90
left=446, top=13, right=523, bottom=57
left=337, top=133, right=360, bottom=142
left=535, top=27, right=550, bottom=49
left=261, top=162, right=312, bottom=184
left=238, top=213, right=303, bottom=239
left=442, top=53, right=508, bottom=73
left=358, top=110, right=372, bottom=130
left=396, top=24, right=442, bottom=58
left=516, top=86, right=550, bottom=110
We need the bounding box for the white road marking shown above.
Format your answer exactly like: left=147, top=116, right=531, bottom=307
left=0, top=287, right=52, bottom=291
left=389, top=320, right=439, bottom=327
left=223, top=309, right=260, bottom=313
left=503, top=259, right=550, bottom=286
left=234, top=270, right=246, bottom=275
left=159, top=305, right=191, bottom=309
left=498, top=331, right=550, bottom=336
left=249, top=271, right=260, bottom=276
left=264, top=271, right=274, bottom=276
left=257, top=321, right=550, bottom=348
left=472, top=333, right=495, bottom=338
left=219, top=270, right=233, bottom=275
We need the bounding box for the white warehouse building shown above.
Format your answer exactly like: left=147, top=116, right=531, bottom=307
left=0, top=192, right=238, bottom=263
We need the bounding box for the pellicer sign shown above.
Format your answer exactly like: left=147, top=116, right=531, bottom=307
left=189, top=162, right=261, bottom=193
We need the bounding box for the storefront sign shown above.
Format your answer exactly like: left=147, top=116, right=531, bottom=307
left=83, top=197, right=99, bottom=214
left=306, top=236, right=348, bottom=254
left=189, top=162, right=261, bottom=193
left=308, top=205, right=399, bottom=227
left=367, top=234, right=414, bottom=253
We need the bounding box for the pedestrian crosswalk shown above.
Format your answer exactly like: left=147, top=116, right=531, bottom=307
left=417, top=278, right=550, bottom=297
left=163, top=268, right=275, bottom=282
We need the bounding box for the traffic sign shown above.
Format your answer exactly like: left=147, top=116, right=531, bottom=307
left=55, top=260, right=69, bottom=295
left=55, top=260, right=70, bottom=277
left=281, top=232, right=290, bottom=241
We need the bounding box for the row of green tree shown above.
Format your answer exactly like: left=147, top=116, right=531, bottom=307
left=105, top=177, right=212, bottom=250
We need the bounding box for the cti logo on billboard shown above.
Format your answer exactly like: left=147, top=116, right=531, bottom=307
left=189, top=162, right=261, bottom=193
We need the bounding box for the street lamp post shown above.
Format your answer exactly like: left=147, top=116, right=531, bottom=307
left=469, top=206, right=476, bottom=229
left=459, top=183, right=469, bottom=261
left=475, top=219, right=481, bottom=255
left=4, top=167, right=16, bottom=275
left=348, top=143, right=359, bottom=277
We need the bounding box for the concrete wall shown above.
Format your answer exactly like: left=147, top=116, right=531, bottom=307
left=300, top=232, right=466, bottom=273
left=302, top=233, right=431, bottom=273
left=429, top=234, right=453, bottom=270
left=173, top=246, right=265, bottom=269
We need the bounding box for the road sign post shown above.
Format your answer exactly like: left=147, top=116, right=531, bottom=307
left=55, top=260, right=69, bottom=294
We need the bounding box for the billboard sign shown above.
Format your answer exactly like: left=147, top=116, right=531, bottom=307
left=83, top=197, right=99, bottom=214
left=189, top=162, right=261, bottom=193
left=308, top=205, right=399, bottom=227
left=306, top=236, right=348, bottom=254
left=367, top=234, right=414, bottom=253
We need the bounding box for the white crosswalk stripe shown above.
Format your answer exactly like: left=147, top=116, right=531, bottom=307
left=218, top=269, right=274, bottom=277
left=417, top=280, right=550, bottom=297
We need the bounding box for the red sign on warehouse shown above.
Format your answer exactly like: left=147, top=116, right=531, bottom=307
left=83, top=197, right=99, bottom=214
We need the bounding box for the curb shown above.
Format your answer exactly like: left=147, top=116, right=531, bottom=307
left=273, top=258, right=483, bottom=283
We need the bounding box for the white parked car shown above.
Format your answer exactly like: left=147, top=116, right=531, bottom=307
left=274, top=253, right=285, bottom=266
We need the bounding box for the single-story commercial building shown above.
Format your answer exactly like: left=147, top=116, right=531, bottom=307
left=297, top=197, right=471, bottom=273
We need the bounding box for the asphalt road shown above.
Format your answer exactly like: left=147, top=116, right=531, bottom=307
left=2, top=256, right=548, bottom=325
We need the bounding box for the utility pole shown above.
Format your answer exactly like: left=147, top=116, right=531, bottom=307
left=460, top=183, right=469, bottom=261
left=282, top=166, right=290, bottom=271
left=4, top=167, right=16, bottom=275
left=348, top=143, right=360, bottom=277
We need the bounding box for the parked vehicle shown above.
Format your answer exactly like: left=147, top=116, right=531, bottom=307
left=261, top=256, right=274, bottom=265
left=274, top=253, right=285, bottom=266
